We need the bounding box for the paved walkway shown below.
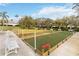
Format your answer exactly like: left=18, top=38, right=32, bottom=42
left=0, top=31, right=37, bottom=56
left=50, top=32, right=79, bottom=56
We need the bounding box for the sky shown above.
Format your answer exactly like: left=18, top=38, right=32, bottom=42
left=0, top=3, right=75, bottom=21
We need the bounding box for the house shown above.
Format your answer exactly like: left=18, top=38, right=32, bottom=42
left=4, top=20, right=18, bottom=26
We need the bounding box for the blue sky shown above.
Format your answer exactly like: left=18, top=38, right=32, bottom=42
left=0, top=3, right=74, bottom=20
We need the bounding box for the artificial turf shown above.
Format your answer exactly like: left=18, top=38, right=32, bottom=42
left=23, top=31, right=72, bottom=51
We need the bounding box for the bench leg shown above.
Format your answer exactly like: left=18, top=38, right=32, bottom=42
left=15, top=49, right=18, bottom=54
left=5, top=48, right=8, bottom=56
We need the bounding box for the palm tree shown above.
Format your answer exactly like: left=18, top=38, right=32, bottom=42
left=0, top=11, right=9, bottom=26
left=15, top=15, right=20, bottom=35
left=15, top=15, right=19, bottom=19
left=0, top=11, right=9, bottom=30
left=15, top=14, right=19, bottom=24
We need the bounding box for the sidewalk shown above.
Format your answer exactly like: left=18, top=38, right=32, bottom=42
left=50, top=32, right=79, bottom=56
left=0, top=31, right=38, bottom=56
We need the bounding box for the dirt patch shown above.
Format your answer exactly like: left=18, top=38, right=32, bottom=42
left=22, top=33, right=51, bottom=39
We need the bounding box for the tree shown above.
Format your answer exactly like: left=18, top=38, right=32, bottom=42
left=35, top=18, right=53, bottom=29
left=72, top=3, right=79, bottom=26
left=0, top=11, right=9, bottom=26
left=15, top=14, right=19, bottom=20
left=15, top=15, right=19, bottom=18
left=72, top=3, right=79, bottom=17
left=44, top=18, right=53, bottom=29
left=19, top=16, right=35, bottom=29
left=54, top=18, right=65, bottom=29
left=15, top=14, right=19, bottom=21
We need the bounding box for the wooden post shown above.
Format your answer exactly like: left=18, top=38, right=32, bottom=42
left=48, top=51, right=50, bottom=55
left=42, top=49, right=44, bottom=55
left=48, top=44, right=51, bottom=50
left=57, top=44, right=58, bottom=48
left=34, top=28, right=36, bottom=51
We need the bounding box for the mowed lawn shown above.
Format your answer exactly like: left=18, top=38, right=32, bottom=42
left=23, top=31, right=72, bottom=51
left=0, top=26, right=19, bottom=30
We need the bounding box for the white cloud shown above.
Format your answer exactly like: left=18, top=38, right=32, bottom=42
left=0, top=3, right=8, bottom=6
left=32, top=4, right=75, bottom=19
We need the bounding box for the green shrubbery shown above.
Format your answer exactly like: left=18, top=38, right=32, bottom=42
left=74, top=27, right=79, bottom=32
left=61, top=27, right=68, bottom=31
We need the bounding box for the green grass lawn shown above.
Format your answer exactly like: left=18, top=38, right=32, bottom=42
left=0, top=26, right=20, bottom=30
left=23, top=31, right=72, bottom=51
